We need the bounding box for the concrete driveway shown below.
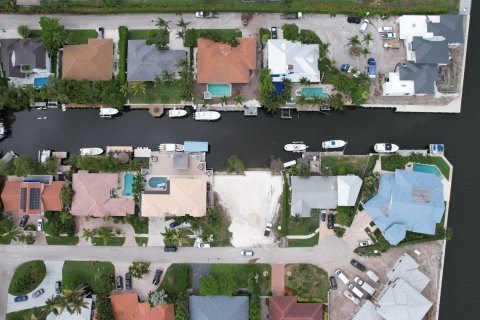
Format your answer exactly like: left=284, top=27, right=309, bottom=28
left=148, top=217, right=167, bottom=246
left=7, top=261, right=63, bottom=313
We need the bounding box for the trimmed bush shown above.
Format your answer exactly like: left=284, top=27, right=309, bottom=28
left=118, top=26, right=128, bottom=84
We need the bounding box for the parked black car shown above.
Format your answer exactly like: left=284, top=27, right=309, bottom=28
left=55, top=281, right=62, bottom=294
left=329, top=276, right=338, bottom=290
left=169, top=221, right=180, bottom=229
left=125, top=273, right=132, bottom=290
left=164, top=246, right=177, bottom=252
left=271, top=27, right=278, bottom=39
left=19, top=215, right=29, bottom=228
left=327, top=214, right=334, bottom=229
left=152, top=269, right=163, bottom=285
left=116, top=276, right=123, bottom=290
left=347, top=16, right=361, bottom=24
left=350, top=259, right=367, bottom=272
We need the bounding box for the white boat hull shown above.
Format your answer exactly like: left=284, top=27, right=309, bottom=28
left=374, top=143, right=399, bottom=153
left=99, top=107, right=119, bottom=117
left=168, top=109, right=188, bottom=118
left=194, top=111, right=221, bottom=121
left=80, top=148, right=104, bottom=156
left=159, top=144, right=184, bottom=152
left=284, top=143, right=308, bottom=153
left=322, top=140, right=346, bottom=149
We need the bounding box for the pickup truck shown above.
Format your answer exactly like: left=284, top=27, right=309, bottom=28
left=281, top=12, right=302, bottom=20
left=381, top=32, right=397, bottom=40
left=377, top=26, right=393, bottom=33
left=264, top=223, right=273, bottom=236
left=354, top=276, right=376, bottom=296
left=368, top=58, right=377, bottom=79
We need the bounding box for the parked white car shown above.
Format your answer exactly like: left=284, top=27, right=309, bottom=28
left=359, top=239, right=373, bottom=247
left=360, top=19, right=369, bottom=33
left=381, top=32, right=397, bottom=40
left=378, top=26, right=393, bottom=33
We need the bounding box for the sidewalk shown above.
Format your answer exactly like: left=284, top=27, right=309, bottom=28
left=271, top=264, right=285, bottom=296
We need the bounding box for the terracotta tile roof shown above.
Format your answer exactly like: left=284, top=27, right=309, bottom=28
left=62, top=39, right=113, bottom=81
left=1, top=181, right=21, bottom=212
left=71, top=173, right=134, bottom=217
left=196, top=38, right=256, bottom=84
left=111, top=293, right=175, bottom=320
left=269, top=296, right=323, bottom=320
left=42, top=181, right=64, bottom=211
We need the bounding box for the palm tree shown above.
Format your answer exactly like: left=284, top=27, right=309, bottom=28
left=59, top=211, right=72, bottom=225
left=161, top=70, right=174, bottom=85
left=296, top=94, right=307, bottom=105
left=43, top=295, right=60, bottom=316
left=299, top=77, right=311, bottom=86
left=17, top=24, right=31, bottom=39
left=82, top=228, right=94, bottom=242
left=361, top=47, right=371, bottom=57
left=347, top=35, right=361, bottom=47
left=130, top=82, right=147, bottom=96
left=120, top=83, right=131, bottom=97
left=233, top=95, right=243, bottom=106
left=154, top=74, right=162, bottom=87
left=319, top=41, right=330, bottom=59
left=175, top=59, right=189, bottom=70
left=63, top=284, right=88, bottom=314
left=327, top=93, right=344, bottom=112
left=176, top=18, right=190, bottom=30
left=171, top=228, right=189, bottom=247
left=362, top=32, right=373, bottom=46
left=155, top=18, right=171, bottom=30
left=96, top=227, right=113, bottom=246
left=2, top=222, right=21, bottom=243
left=220, top=96, right=228, bottom=106
left=176, top=29, right=185, bottom=40
left=67, top=297, right=89, bottom=315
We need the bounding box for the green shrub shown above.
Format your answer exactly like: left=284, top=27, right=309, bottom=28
left=259, top=28, right=271, bottom=44
left=226, top=155, right=246, bottom=174
left=281, top=177, right=289, bottom=236
left=147, top=29, right=157, bottom=37
left=282, top=23, right=299, bottom=41
left=335, top=207, right=356, bottom=227
left=184, top=29, right=197, bottom=47
left=118, top=26, right=128, bottom=84
left=334, top=227, right=346, bottom=238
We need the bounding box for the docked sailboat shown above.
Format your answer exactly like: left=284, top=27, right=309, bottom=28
left=284, top=142, right=308, bottom=153
left=168, top=109, right=188, bottom=118
left=159, top=144, right=184, bottom=152
left=374, top=143, right=399, bottom=153
left=99, top=107, right=119, bottom=118
left=80, top=147, right=104, bottom=156
left=322, top=140, right=346, bottom=149
left=194, top=111, right=221, bottom=121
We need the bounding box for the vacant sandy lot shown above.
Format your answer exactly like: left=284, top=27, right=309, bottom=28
left=213, top=171, right=282, bottom=247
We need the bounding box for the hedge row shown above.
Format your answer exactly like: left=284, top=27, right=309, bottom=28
left=118, top=26, right=128, bottom=84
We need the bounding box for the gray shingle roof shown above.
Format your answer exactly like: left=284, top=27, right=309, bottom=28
left=428, top=15, right=464, bottom=44
left=190, top=296, right=249, bottom=320
left=291, top=176, right=338, bottom=217
left=0, top=38, right=46, bottom=78
left=127, top=40, right=187, bottom=81
left=399, top=61, right=439, bottom=95
left=412, top=37, right=449, bottom=64
left=387, top=253, right=430, bottom=292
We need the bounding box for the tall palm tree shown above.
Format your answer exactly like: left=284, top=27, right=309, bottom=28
left=220, top=96, right=228, bottom=106
left=96, top=227, right=113, bottom=246
left=296, top=94, right=307, bottom=105
left=130, top=82, right=147, bottom=96
left=361, top=47, right=371, bottom=57
left=82, top=228, right=93, bottom=242
left=161, top=70, right=174, bottom=85
left=176, top=18, right=190, bottom=30
left=234, top=95, right=243, bottom=106
left=120, top=83, right=131, bottom=97
left=362, top=32, right=373, bottom=46
left=319, top=41, right=330, bottom=59
left=154, top=74, right=162, bottom=87
left=327, top=93, right=344, bottom=112
left=59, top=211, right=72, bottom=225
left=176, top=29, right=185, bottom=40
left=171, top=228, right=189, bottom=247
left=175, top=59, right=189, bottom=70
left=155, top=18, right=171, bottom=30
left=43, top=295, right=60, bottom=316
left=63, top=284, right=88, bottom=314
left=299, top=77, right=311, bottom=86
left=347, top=35, right=361, bottom=47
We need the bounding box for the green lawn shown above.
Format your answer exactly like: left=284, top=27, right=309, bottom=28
left=288, top=216, right=319, bottom=236
left=160, top=263, right=192, bottom=293
left=62, top=261, right=114, bottom=294
left=381, top=154, right=451, bottom=180
left=129, top=82, right=183, bottom=104
left=128, top=29, right=156, bottom=40
left=46, top=236, right=79, bottom=245
left=92, top=237, right=125, bottom=246
left=6, top=308, right=48, bottom=320
left=288, top=234, right=319, bottom=247
left=285, top=264, right=329, bottom=302
left=186, top=28, right=242, bottom=47
left=0, top=235, right=11, bottom=244
left=8, top=261, right=46, bottom=296
left=321, top=155, right=369, bottom=176
left=30, top=29, right=97, bottom=44
left=209, top=264, right=271, bottom=295
left=135, top=236, right=149, bottom=246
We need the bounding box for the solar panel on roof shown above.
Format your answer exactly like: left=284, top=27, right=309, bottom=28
left=20, top=188, right=27, bottom=211
left=29, top=188, right=41, bottom=210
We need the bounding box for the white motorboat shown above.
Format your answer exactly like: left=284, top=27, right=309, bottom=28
left=38, top=150, right=51, bottom=163
left=194, top=111, right=221, bottom=121
left=284, top=142, right=308, bottom=153
left=374, top=143, right=399, bottom=153
left=80, top=147, right=104, bottom=156
left=159, top=143, right=184, bottom=152
left=322, top=140, right=346, bottom=149
left=0, top=122, right=5, bottom=137
left=168, top=109, right=188, bottom=118
left=99, top=107, right=119, bottom=118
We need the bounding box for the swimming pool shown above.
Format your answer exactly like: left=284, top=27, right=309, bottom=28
left=33, top=77, right=49, bottom=88
left=207, top=83, right=232, bottom=97
left=413, top=163, right=443, bottom=178
left=300, top=87, right=328, bottom=99
left=149, top=177, right=168, bottom=189
left=123, top=173, right=135, bottom=196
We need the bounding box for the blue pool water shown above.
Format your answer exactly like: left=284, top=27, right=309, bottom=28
left=34, top=77, right=49, bottom=87
left=123, top=173, right=134, bottom=196
left=413, top=163, right=443, bottom=178
left=301, top=87, right=328, bottom=99
left=207, top=83, right=232, bottom=97
left=149, top=177, right=168, bottom=189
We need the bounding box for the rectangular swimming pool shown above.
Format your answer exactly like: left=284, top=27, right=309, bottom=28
left=34, top=77, right=49, bottom=88
left=123, top=173, right=135, bottom=196
left=301, top=87, right=328, bottom=99
left=149, top=177, right=168, bottom=190
left=413, top=163, right=443, bottom=178
left=207, top=83, right=232, bottom=97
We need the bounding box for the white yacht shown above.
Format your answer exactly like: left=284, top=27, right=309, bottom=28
left=374, top=143, right=399, bottom=153
left=168, top=109, right=188, bottom=118
left=284, top=142, right=308, bottom=153
left=322, top=140, right=346, bottom=149
left=194, top=111, right=221, bottom=121
left=80, top=148, right=104, bottom=156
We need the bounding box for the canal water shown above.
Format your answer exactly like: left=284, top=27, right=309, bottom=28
left=1, top=5, right=479, bottom=319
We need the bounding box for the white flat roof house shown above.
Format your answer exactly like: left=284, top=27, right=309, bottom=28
left=267, top=39, right=320, bottom=83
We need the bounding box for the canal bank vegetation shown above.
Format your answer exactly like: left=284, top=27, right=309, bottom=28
left=0, top=1, right=458, bottom=15
left=67, top=154, right=147, bottom=172
left=259, top=69, right=292, bottom=113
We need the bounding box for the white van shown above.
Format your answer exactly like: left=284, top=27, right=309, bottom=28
left=360, top=19, right=369, bottom=33
left=366, top=270, right=380, bottom=282
left=335, top=269, right=349, bottom=285
left=348, top=283, right=364, bottom=298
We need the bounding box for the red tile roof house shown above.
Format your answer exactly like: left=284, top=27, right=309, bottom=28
left=269, top=296, right=323, bottom=320
left=110, top=292, right=175, bottom=320
left=1, top=176, right=63, bottom=215
left=71, top=173, right=134, bottom=217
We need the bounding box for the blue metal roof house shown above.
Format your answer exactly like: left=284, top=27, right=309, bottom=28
left=363, top=169, right=445, bottom=245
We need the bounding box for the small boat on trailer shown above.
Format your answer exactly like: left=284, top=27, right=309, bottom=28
left=284, top=142, right=308, bottom=153
left=80, top=147, right=104, bottom=156
left=322, top=140, right=346, bottom=149
left=159, top=144, right=184, bottom=152
left=194, top=111, right=221, bottom=121
left=374, top=143, right=399, bottom=153
left=99, top=107, right=119, bottom=118
left=168, top=109, right=188, bottom=118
